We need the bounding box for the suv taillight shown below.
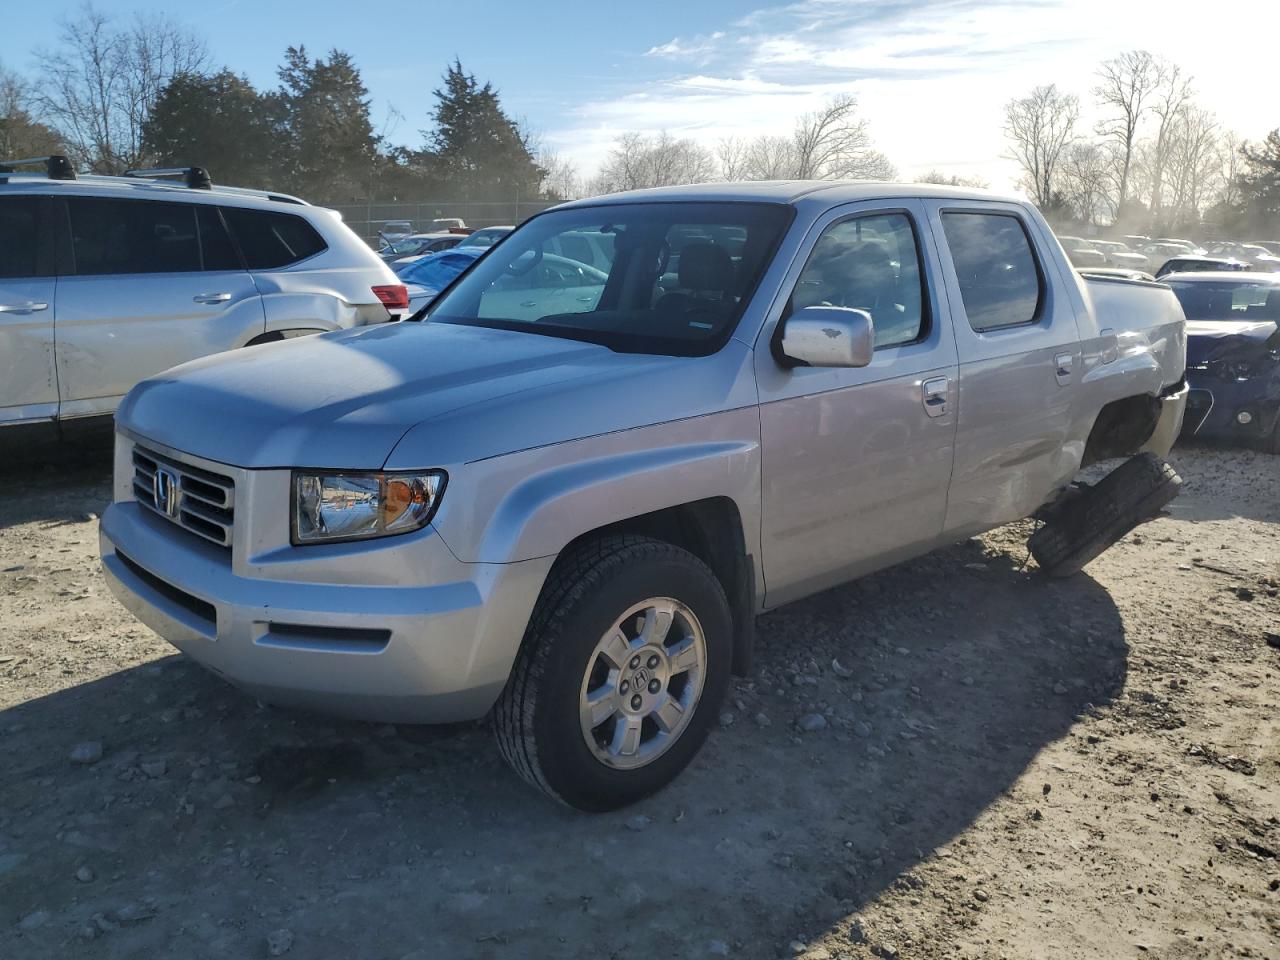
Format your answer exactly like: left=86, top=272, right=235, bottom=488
left=372, top=284, right=409, bottom=312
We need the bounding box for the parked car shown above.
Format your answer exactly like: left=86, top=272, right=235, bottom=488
left=1141, top=241, right=1197, bottom=272
left=395, top=247, right=484, bottom=314
left=378, top=232, right=464, bottom=263
left=100, top=182, right=1187, bottom=810
left=1154, top=255, right=1250, bottom=279
left=1056, top=235, right=1108, bottom=268
left=1236, top=245, right=1280, bottom=272
left=1078, top=267, right=1157, bottom=282
left=1246, top=240, right=1280, bottom=256
left=1090, top=240, right=1150, bottom=271
left=0, top=156, right=405, bottom=434
left=457, top=225, right=514, bottom=249
left=1167, top=272, right=1280, bottom=452
left=1154, top=237, right=1204, bottom=255
left=377, top=220, right=414, bottom=246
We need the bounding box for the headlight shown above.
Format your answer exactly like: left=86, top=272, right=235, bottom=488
left=292, top=471, right=446, bottom=544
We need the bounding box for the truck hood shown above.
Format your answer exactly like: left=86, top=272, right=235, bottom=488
left=116, top=322, right=753, bottom=469
left=1186, top=320, right=1278, bottom=367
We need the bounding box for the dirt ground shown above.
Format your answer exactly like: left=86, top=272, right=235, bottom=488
left=0, top=441, right=1277, bottom=960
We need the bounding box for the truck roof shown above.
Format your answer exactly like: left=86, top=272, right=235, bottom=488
left=555, top=180, right=1020, bottom=209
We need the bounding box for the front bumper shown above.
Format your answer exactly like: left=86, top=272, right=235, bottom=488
left=100, top=501, right=553, bottom=723
left=1180, top=373, right=1280, bottom=445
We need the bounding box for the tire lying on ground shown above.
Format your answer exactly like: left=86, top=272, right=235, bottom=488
left=494, top=535, right=732, bottom=811
left=1029, top=453, right=1182, bottom=578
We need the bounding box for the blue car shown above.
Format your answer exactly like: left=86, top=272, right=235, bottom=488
left=1169, top=272, right=1280, bottom=452
left=396, top=247, right=484, bottom=315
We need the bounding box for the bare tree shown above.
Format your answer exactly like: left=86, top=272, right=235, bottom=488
left=1058, top=142, right=1109, bottom=225
left=1094, top=50, right=1159, bottom=213
left=791, top=94, right=895, bottom=180
left=1004, top=84, right=1079, bottom=209
left=1217, top=130, right=1245, bottom=209
left=716, top=135, right=749, bottom=180
left=1164, top=105, right=1220, bottom=227
left=537, top=149, right=581, bottom=200
left=37, top=3, right=207, bottom=171
left=592, top=130, right=716, bottom=193
left=915, top=169, right=990, bottom=189
left=1146, top=59, right=1194, bottom=216
left=0, top=63, right=65, bottom=158
left=743, top=134, right=798, bottom=180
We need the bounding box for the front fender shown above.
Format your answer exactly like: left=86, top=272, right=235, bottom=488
left=430, top=408, right=763, bottom=566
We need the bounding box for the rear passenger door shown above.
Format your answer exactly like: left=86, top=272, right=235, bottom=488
left=53, top=197, right=263, bottom=419
left=0, top=196, right=58, bottom=425
left=756, top=201, right=959, bottom=607
left=921, top=200, right=1082, bottom=537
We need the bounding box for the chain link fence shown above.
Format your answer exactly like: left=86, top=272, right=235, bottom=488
left=333, top=199, right=558, bottom=246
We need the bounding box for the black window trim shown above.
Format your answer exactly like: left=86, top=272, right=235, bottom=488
left=772, top=205, right=934, bottom=367
left=938, top=207, right=1047, bottom=333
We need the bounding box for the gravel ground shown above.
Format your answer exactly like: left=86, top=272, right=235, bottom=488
left=0, top=442, right=1277, bottom=960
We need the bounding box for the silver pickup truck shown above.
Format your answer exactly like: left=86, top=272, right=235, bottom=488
left=100, top=182, right=1187, bottom=810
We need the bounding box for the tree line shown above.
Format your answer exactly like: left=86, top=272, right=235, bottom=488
left=1004, top=49, right=1279, bottom=237
left=0, top=5, right=547, bottom=204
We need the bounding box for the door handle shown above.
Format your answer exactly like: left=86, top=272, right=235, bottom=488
left=921, top=377, right=949, bottom=418
left=0, top=301, right=49, bottom=314
left=193, top=292, right=232, bottom=304
left=1054, top=352, right=1074, bottom=385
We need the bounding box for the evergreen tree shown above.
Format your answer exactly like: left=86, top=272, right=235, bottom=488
left=1235, top=129, right=1280, bottom=234
left=421, top=59, right=543, bottom=199
left=276, top=46, right=377, bottom=202
left=141, top=70, right=276, bottom=187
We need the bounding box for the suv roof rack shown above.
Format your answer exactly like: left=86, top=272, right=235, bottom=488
left=0, top=155, right=77, bottom=180
left=123, top=165, right=213, bottom=190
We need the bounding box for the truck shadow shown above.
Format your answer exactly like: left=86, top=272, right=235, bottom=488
left=0, top=535, right=1127, bottom=959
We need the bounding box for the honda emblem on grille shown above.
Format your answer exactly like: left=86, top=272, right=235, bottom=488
left=153, top=467, right=180, bottom=519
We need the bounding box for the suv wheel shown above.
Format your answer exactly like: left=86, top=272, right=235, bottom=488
left=493, top=535, right=732, bottom=811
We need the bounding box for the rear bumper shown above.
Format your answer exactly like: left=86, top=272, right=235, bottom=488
left=100, top=502, right=553, bottom=723
left=1139, top=382, right=1189, bottom=459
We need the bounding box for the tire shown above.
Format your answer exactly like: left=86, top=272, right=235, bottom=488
left=1029, top=454, right=1182, bottom=578
left=493, top=535, right=732, bottom=811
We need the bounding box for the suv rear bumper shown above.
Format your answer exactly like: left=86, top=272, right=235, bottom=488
left=99, top=502, right=553, bottom=723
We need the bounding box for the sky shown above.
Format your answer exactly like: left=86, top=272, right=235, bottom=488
left=3, top=0, right=1277, bottom=194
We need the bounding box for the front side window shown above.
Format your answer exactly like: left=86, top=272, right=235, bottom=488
left=427, top=202, right=793, bottom=356
left=68, top=198, right=201, bottom=275
left=788, top=211, right=927, bottom=349
left=941, top=212, right=1042, bottom=331
left=0, top=197, right=41, bottom=278
left=222, top=207, right=326, bottom=269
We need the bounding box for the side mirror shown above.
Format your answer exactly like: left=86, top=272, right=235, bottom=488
left=779, top=306, right=875, bottom=368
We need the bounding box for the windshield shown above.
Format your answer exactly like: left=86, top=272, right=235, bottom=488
left=400, top=251, right=477, bottom=289
left=1170, top=280, right=1280, bottom=321
left=425, top=201, right=793, bottom=355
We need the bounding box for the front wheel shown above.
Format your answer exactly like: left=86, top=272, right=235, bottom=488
left=493, top=536, right=732, bottom=811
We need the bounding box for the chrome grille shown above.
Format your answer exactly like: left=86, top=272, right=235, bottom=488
left=132, top=445, right=235, bottom=548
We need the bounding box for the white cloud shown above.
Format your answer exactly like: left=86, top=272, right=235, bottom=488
left=548, top=0, right=1279, bottom=194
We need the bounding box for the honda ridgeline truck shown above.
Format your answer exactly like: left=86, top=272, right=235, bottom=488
left=100, top=182, right=1188, bottom=810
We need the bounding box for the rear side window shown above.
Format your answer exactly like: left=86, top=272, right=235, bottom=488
left=0, top=197, right=41, bottom=278
left=222, top=208, right=326, bottom=269
left=789, top=211, right=927, bottom=348
left=941, top=212, right=1042, bottom=331
left=68, top=198, right=201, bottom=275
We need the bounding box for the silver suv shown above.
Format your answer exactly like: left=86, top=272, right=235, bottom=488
left=100, top=182, right=1187, bottom=811
left=0, top=156, right=406, bottom=432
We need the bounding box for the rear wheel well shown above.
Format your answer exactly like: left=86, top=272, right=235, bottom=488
left=1083, top=394, right=1161, bottom=466
left=556, top=498, right=756, bottom=675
